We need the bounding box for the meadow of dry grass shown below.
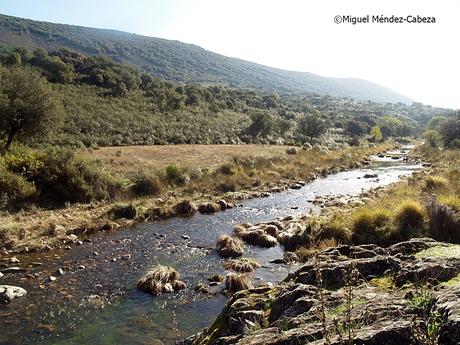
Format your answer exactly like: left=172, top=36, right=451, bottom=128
left=79, top=144, right=290, bottom=174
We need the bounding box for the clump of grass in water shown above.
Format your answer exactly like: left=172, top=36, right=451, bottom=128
left=225, top=272, right=253, bottom=295
left=137, top=265, right=186, bottom=295
left=223, top=257, right=261, bottom=273
left=216, top=235, right=244, bottom=258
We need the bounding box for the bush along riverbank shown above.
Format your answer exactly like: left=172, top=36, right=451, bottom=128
left=183, top=145, right=460, bottom=344
left=0, top=142, right=394, bottom=255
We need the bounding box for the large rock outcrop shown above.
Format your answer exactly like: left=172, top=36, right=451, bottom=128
left=187, top=238, right=460, bottom=345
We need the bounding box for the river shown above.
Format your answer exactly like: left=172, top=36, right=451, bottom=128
left=0, top=148, right=423, bottom=345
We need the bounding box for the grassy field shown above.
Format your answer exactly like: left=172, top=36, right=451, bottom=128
left=79, top=145, right=291, bottom=174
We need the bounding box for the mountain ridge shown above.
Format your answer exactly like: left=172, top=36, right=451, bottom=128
left=0, top=13, right=412, bottom=103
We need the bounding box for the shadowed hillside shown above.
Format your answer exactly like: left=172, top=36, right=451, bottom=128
left=0, top=13, right=412, bottom=103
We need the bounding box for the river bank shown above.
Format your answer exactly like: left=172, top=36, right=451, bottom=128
left=0, top=143, right=394, bottom=256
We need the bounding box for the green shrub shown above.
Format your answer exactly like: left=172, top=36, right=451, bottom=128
left=33, top=148, right=122, bottom=204
left=130, top=171, right=161, bottom=196
left=165, top=165, right=190, bottom=185
left=394, top=200, right=425, bottom=239
left=0, top=163, right=37, bottom=207
left=351, top=208, right=395, bottom=245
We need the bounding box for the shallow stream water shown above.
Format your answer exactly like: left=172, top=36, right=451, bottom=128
left=0, top=148, right=423, bottom=345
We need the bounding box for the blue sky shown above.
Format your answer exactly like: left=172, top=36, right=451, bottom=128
left=0, top=0, right=190, bottom=36
left=0, top=0, right=459, bottom=108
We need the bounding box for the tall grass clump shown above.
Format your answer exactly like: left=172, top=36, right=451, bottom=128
left=317, top=213, right=352, bottom=244
left=225, top=272, right=253, bottom=295
left=165, top=165, right=190, bottom=186
left=437, top=195, right=460, bottom=211
left=423, top=176, right=449, bottom=192
left=351, top=208, right=395, bottom=246
left=0, top=163, right=37, bottom=208
left=137, top=265, right=186, bottom=295
left=394, top=200, right=426, bottom=239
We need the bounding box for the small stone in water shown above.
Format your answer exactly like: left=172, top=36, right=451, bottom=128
left=78, top=265, right=85, bottom=270
left=95, top=284, right=102, bottom=289
left=181, top=235, right=190, bottom=240
left=31, top=262, right=43, bottom=267
left=111, top=258, right=117, bottom=262
left=121, top=254, right=131, bottom=260
left=55, top=268, right=65, bottom=276
left=77, top=241, right=84, bottom=246
left=48, top=276, right=57, bottom=282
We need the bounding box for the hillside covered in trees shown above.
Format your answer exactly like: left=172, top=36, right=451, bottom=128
left=0, top=45, right=453, bottom=148
left=0, top=13, right=413, bottom=103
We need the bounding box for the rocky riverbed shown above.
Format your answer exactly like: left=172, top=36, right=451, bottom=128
left=187, top=238, right=460, bottom=345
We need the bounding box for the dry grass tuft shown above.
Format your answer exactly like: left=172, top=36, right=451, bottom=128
left=216, top=235, right=244, bottom=258
left=225, top=272, right=253, bottom=294
left=296, top=238, right=338, bottom=262
left=137, top=265, right=186, bottom=295
left=423, top=176, right=449, bottom=192
left=223, top=257, right=261, bottom=273
left=394, top=200, right=425, bottom=238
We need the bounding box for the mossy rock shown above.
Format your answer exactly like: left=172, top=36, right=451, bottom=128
left=443, top=274, right=460, bottom=287
left=415, top=244, right=460, bottom=259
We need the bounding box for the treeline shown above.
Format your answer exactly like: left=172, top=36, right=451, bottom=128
left=0, top=45, right=455, bottom=149
left=423, top=112, right=460, bottom=149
